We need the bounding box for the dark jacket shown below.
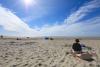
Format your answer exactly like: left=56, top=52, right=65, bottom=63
left=72, top=43, right=82, bottom=51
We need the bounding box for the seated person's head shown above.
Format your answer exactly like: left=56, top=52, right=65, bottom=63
left=75, top=39, right=80, bottom=43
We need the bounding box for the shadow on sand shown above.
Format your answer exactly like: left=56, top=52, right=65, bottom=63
left=79, top=53, right=95, bottom=62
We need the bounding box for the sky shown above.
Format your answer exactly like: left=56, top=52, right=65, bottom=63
left=0, top=0, right=100, bottom=37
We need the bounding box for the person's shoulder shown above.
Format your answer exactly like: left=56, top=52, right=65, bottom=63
left=73, top=43, right=76, bottom=45
left=73, top=42, right=77, bottom=44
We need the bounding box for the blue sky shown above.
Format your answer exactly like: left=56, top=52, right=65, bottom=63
left=0, top=0, right=100, bottom=37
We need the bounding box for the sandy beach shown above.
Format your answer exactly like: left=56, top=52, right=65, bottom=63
left=0, top=37, right=100, bottom=67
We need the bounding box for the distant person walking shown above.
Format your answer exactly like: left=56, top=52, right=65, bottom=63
left=72, top=39, right=82, bottom=54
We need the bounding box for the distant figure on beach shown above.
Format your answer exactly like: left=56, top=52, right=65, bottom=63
left=0, top=35, right=3, bottom=39
left=72, top=39, right=82, bottom=54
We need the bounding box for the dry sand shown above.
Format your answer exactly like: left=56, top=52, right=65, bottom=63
left=0, top=38, right=100, bottom=67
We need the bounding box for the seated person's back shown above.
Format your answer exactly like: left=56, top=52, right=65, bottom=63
left=73, top=42, right=82, bottom=51
left=72, top=39, right=82, bottom=53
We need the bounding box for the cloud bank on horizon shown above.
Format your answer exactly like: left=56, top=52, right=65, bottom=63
left=0, top=0, right=100, bottom=37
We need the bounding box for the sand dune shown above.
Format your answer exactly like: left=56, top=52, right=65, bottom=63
left=0, top=38, right=100, bottom=67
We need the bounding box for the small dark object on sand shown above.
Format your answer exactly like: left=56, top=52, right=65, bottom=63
left=50, top=38, right=54, bottom=40
left=12, top=65, right=17, bottom=67
left=16, top=38, right=21, bottom=40
left=66, top=52, right=69, bottom=55
left=0, top=35, right=3, bottom=39
left=45, top=37, right=49, bottom=40
left=26, top=37, right=30, bottom=39
left=38, top=63, right=42, bottom=66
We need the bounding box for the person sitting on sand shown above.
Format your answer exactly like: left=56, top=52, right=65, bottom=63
left=72, top=39, right=82, bottom=54
left=71, top=39, right=98, bottom=62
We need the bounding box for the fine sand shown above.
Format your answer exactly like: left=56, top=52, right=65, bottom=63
left=0, top=37, right=100, bottom=67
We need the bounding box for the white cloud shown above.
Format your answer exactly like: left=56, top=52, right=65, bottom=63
left=39, top=16, right=100, bottom=37
left=0, top=6, right=41, bottom=37
left=38, top=0, right=100, bottom=37
left=64, top=0, right=100, bottom=24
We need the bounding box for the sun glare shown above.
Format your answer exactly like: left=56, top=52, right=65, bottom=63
left=24, top=0, right=35, bottom=6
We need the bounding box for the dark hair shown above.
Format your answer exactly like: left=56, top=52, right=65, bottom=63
left=75, top=39, right=80, bottom=42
